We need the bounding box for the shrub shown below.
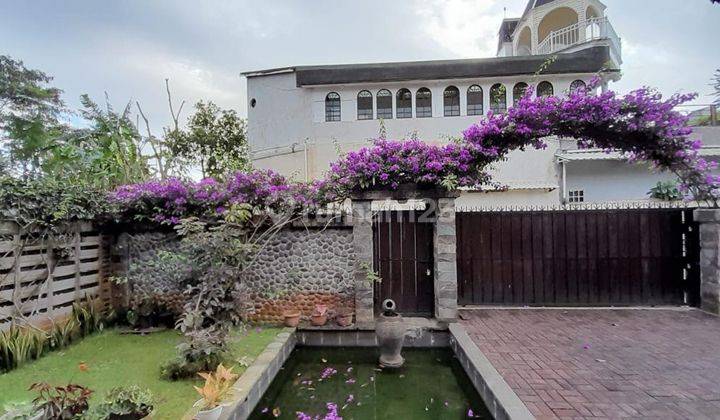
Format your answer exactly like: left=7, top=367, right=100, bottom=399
left=0, top=401, right=41, bottom=419
left=86, top=386, right=154, bottom=420
left=29, top=383, right=92, bottom=420
left=160, top=327, right=228, bottom=380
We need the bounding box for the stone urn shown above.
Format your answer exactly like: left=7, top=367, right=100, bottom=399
left=375, top=299, right=406, bottom=368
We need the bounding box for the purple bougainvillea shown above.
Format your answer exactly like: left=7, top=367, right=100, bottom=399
left=111, top=81, right=718, bottom=224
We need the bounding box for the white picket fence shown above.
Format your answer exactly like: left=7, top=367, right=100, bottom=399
left=0, top=222, right=110, bottom=331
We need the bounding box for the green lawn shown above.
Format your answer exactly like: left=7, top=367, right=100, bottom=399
left=0, top=326, right=282, bottom=419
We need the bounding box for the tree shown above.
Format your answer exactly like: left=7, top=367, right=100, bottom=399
left=166, top=101, right=250, bottom=178
left=0, top=55, right=65, bottom=175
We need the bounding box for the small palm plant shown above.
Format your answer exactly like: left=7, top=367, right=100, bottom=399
left=193, top=364, right=239, bottom=419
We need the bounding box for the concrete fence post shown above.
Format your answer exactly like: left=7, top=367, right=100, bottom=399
left=434, top=197, right=458, bottom=322
left=694, top=209, right=720, bottom=315
left=351, top=200, right=375, bottom=326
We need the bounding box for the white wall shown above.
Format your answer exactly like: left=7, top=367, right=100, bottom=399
left=565, top=160, right=676, bottom=202
left=246, top=72, right=313, bottom=151
left=246, top=72, right=595, bottom=151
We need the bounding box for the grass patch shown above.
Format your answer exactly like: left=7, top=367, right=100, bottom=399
left=0, top=326, right=282, bottom=419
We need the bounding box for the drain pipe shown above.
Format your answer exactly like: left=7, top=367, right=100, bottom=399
left=561, top=158, right=568, bottom=204
left=303, top=138, right=309, bottom=182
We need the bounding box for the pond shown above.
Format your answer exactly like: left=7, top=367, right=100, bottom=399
left=249, top=347, right=490, bottom=419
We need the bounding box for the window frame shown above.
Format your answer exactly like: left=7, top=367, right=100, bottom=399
left=537, top=81, right=554, bottom=97
left=325, top=92, right=341, bottom=122
left=467, top=85, right=484, bottom=116
left=396, top=88, right=412, bottom=119
left=443, top=86, right=461, bottom=117
left=357, top=90, right=373, bottom=120
left=416, top=87, right=432, bottom=118
left=489, top=83, right=507, bottom=114
left=376, top=89, right=393, bottom=119
left=569, top=79, right=587, bottom=94
left=568, top=189, right=585, bottom=203
left=512, top=82, right=529, bottom=107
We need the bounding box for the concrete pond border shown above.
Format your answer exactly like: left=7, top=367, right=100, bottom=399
left=198, top=325, right=533, bottom=420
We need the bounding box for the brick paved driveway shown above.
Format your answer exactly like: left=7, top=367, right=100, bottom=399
left=460, top=308, right=720, bottom=419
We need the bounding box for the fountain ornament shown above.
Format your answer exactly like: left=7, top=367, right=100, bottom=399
left=375, top=298, right=406, bottom=368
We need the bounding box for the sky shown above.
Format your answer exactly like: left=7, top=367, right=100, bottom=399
left=1, top=0, right=718, bottom=132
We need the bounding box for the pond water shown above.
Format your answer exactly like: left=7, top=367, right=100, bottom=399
left=249, top=347, right=491, bottom=419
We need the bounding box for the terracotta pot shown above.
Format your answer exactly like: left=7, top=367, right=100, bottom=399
left=283, top=310, right=301, bottom=327
left=336, top=313, right=353, bottom=327
left=310, top=314, right=328, bottom=326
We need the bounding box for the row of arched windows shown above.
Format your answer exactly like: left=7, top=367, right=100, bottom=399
left=324, top=80, right=586, bottom=122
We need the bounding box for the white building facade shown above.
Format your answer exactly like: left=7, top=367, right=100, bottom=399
left=242, top=0, right=717, bottom=208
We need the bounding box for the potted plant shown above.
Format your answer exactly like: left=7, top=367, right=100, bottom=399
left=193, top=364, right=238, bottom=420
left=335, top=307, right=354, bottom=327
left=282, top=306, right=301, bottom=327
left=310, top=304, right=328, bottom=326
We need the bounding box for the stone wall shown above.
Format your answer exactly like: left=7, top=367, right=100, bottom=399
left=242, top=227, right=356, bottom=323
left=113, top=227, right=357, bottom=323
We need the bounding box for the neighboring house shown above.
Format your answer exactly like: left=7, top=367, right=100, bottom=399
left=242, top=0, right=718, bottom=207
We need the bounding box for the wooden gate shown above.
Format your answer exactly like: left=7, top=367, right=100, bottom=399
left=373, top=211, right=434, bottom=316
left=457, top=208, right=699, bottom=306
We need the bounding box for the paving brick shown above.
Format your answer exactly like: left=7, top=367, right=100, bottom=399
left=460, top=308, right=720, bottom=419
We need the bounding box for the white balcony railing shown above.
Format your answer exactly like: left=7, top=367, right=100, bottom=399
left=536, top=17, right=621, bottom=60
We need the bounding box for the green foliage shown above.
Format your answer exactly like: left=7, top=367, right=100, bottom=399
left=0, top=176, right=114, bottom=229
left=29, top=382, right=92, bottom=420
left=67, top=95, right=150, bottom=187
left=648, top=180, right=681, bottom=201
left=361, top=261, right=382, bottom=286
left=1, top=55, right=65, bottom=177
left=0, top=300, right=108, bottom=373
left=166, top=101, right=250, bottom=178
left=86, top=386, right=154, bottom=420
left=0, top=328, right=281, bottom=418
left=0, top=401, right=41, bottom=420
left=138, top=217, right=262, bottom=380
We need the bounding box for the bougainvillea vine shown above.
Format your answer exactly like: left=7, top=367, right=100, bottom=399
left=111, top=80, right=718, bottom=224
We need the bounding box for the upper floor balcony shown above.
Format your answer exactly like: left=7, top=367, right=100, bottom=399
left=536, top=17, right=621, bottom=63
left=499, top=1, right=622, bottom=68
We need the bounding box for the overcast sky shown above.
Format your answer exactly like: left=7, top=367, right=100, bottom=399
left=2, top=0, right=718, bottom=131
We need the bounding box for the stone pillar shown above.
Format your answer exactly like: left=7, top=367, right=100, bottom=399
left=695, top=209, right=720, bottom=315
left=351, top=200, right=374, bottom=326
left=434, top=198, right=458, bottom=321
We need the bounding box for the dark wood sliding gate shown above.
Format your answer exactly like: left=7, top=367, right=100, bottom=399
left=373, top=211, right=434, bottom=316
left=457, top=208, right=699, bottom=306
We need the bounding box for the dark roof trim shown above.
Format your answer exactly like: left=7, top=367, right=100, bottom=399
left=249, top=47, right=612, bottom=87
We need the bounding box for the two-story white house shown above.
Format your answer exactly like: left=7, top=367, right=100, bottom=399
left=242, top=0, right=719, bottom=208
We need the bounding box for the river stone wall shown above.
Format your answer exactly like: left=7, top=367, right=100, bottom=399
left=113, top=227, right=357, bottom=324
left=242, top=227, right=356, bottom=323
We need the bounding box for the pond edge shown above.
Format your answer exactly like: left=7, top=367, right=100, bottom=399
left=202, top=325, right=533, bottom=420
left=449, top=323, right=535, bottom=420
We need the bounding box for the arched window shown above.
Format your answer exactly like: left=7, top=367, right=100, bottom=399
left=512, top=82, right=529, bottom=106
left=357, top=90, right=373, bottom=120
left=467, top=85, right=483, bottom=116
left=325, top=92, right=341, bottom=122
left=416, top=88, right=432, bottom=118
left=443, top=86, right=460, bottom=117
left=537, top=81, right=554, bottom=97
left=376, top=89, right=393, bottom=119
left=490, top=83, right=507, bottom=114
left=569, top=80, right=586, bottom=94
left=396, top=88, right=412, bottom=119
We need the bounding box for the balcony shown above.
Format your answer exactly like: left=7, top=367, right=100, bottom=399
left=536, top=17, right=621, bottom=63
